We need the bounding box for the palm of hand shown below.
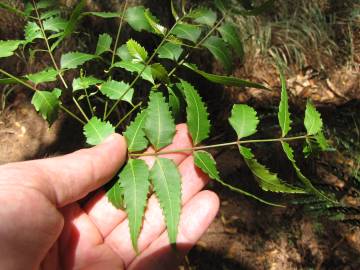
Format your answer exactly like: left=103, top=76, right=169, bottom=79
left=0, top=125, right=219, bottom=270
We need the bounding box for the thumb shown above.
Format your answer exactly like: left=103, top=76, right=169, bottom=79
left=17, top=133, right=127, bottom=207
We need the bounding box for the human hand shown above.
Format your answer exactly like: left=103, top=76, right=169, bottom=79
left=0, top=124, right=219, bottom=270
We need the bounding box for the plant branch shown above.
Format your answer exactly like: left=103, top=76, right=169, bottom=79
left=110, top=0, right=128, bottom=67
left=32, top=0, right=68, bottom=89
left=130, top=135, right=310, bottom=157
left=115, top=101, right=142, bottom=129
left=104, top=15, right=185, bottom=120
left=168, top=15, right=226, bottom=77
left=0, top=68, right=86, bottom=125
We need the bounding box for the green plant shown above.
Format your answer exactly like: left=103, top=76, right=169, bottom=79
left=0, top=0, right=335, bottom=251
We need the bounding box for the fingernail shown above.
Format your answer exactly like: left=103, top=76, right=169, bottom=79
left=103, top=133, right=117, bottom=144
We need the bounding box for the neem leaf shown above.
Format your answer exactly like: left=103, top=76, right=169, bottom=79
left=120, top=159, right=150, bottom=252
left=172, top=23, right=202, bottom=43
left=151, top=63, right=169, bottom=83
left=116, top=44, right=132, bottom=61
left=181, top=80, right=210, bottom=145
left=126, top=39, right=148, bottom=62
left=281, top=142, right=333, bottom=201
left=99, top=80, right=133, bottom=104
left=277, top=67, right=292, bottom=137
left=95, top=33, right=112, bottom=55
left=218, top=22, right=244, bottom=60
left=229, top=104, right=259, bottom=139
left=157, top=42, right=183, bottom=61
left=203, top=35, right=233, bottom=72
left=60, top=52, right=97, bottom=69
left=26, top=68, right=58, bottom=84
left=167, top=85, right=183, bottom=121
left=43, top=16, right=67, bottom=32
left=189, top=7, right=217, bottom=26
left=31, top=88, right=61, bottom=124
left=170, top=0, right=179, bottom=20
left=150, top=158, right=181, bottom=244
left=304, top=100, right=323, bottom=135
left=194, top=150, right=283, bottom=206
left=24, top=21, right=43, bottom=43
left=107, top=182, right=124, bottom=209
left=144, top=91, right=176, bottom=150
left=0, top=40, right=22, bottom=58
left=125, top=6, right=152, bottom=32
left=183, top=63, right=268, bottom=90
left=83, top=117, right=115, bottom=145
left=239, top=146, right=305, bottom=193
left=72, top=76, right=103, bottom=91
left=113, top=61, right=154, bottom=84
left=194, top=151, right=221, bottom=180
left=144, top=9, right=167, bottom=35
left=123, top=110, right=148, bottom=152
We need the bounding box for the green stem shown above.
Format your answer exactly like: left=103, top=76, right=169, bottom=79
left=115, top=101, right=142, bottom=129
left=60, top=104, right=86, bottom=125
left=84, top=88, right=94, bottom=117
left=130, top=135, right=309, bottom=157
left=32, top=0, right=68, bottom=89
left=104, top=15, right=185, bottom=120
left=103, top=100, right=108, bottom=120
left=0, top=68, right=37, bottom=91
left=110, top=0, right=128, bottom=67
left=72, top=97, right=89, bottom=122
left=0, top=68, right=86, bottom=124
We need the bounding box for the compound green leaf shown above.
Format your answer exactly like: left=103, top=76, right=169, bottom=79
left=194, top=150, right=283, bottom=206
left=144, top=9, right=167, bottom=35
left=99, top=80, right=133, bottom=104
left=183, top=63, right=268, bottom=90
left=26, top=68, right=58, bottom=84
left=43, top=16, right=67, bottom=32
left=126, top=39, right=148, bottom=62
left=72, top=76, right=103, bottom=91
left=0, top=40, right=23, bottom=58
left=151, top=63, right=169, bottom=83
left=113, top=61, right=154, bottom=84
left=116, top=44, right=133, bottom=61
left=157, top=42, right=183, bottom=61
left=277, top=67, right=292, bottom=137
left=304, top=100, right=323, bottom=135
left=125, top=6, right=152, bottom=32
left=181, top=80, right=210, bottom=145
left=203, top=35, right=232, bottom=72
left=144, top=91, right=176, bottom=150
left=31, top=88, right=61, bottom=124
left=218, top=22, right=244, bottom=60
left=83, top=117, right=115, bottom=145
left=107, top=182, right=124, bottom=209
left=239, top=146, right=305, bottom=193
left=24, top=21, right=43, bottom=43
left=150, top=158, right=181, bottom=244
left=123, top=110, right=148, bottom=152
left=60, top=52, right=97, bottom=69
left=95, top=33, right=112, bottom=55
left=189, top=8, right=217, bottom=26
left=281, top=142, right=332, bottom=200
left=172, top=23, right=201, bottom=43
left=120, top=159, right=150, bottom=252
left=229, top=104, right=259, bottom=139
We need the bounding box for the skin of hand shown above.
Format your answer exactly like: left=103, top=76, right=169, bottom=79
left=0, top=124, right=219, bottom=270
